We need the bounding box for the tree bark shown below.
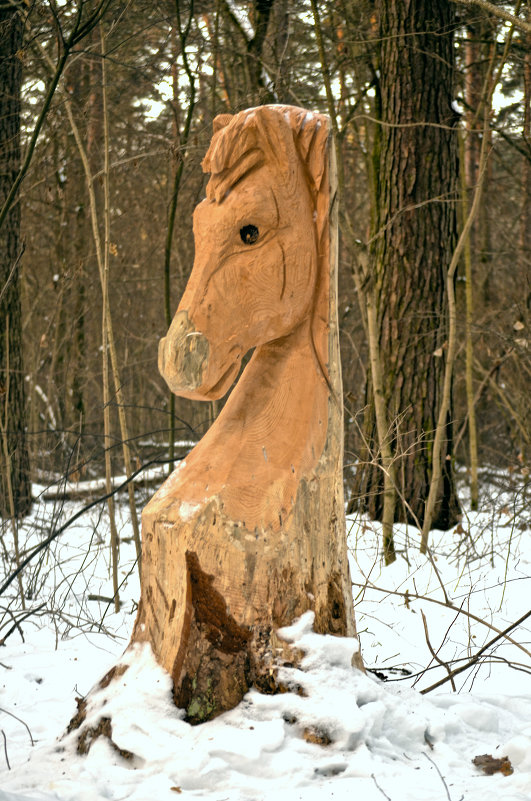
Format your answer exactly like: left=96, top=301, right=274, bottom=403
left=0, top=4, right=31, bottom=519
left=351, top=0, right=461, bottom=531
left=520, top=20, right=531, bottom=313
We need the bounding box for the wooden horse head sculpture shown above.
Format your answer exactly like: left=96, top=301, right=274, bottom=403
left=133, top=105, right=360, bottom=722
left=159, top=106, right=329, bottom=405
left=157, top=106, right=334, bottom=531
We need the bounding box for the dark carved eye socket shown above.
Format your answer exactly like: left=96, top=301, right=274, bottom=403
left=240, top=224, right=259, bottom=245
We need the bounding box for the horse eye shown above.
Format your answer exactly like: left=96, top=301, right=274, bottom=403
left=240, top=224, right=259, bottom=245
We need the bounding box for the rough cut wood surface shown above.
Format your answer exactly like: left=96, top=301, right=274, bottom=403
left=71, top=106, right=362, bottom=739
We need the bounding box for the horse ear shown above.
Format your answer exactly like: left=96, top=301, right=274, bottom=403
left=212, top=114, right=233, bottom=133
left=203, top=115, right=234, bottom=174
left=296, top=113, right=329, bottom=196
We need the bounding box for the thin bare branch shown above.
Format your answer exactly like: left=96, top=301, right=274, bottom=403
left=1, top=730, right=9, bottom=771
left=352, top=581, right=531, bottom=660
left=0, top=244, right=24, bottom=306
left=420, top=608, right=531, bottom=694
left=421, top=609, right=457, bottom=691
left=0, top=0, right=112, bottom=233
left=0, top=457, right=175, bottom=598
left=0, top=707, right=34, bottom=746
left=453, top=0, right=531, bottom=34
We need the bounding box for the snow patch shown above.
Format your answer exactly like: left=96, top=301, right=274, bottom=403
left=1, top=479, right=530, bottom=801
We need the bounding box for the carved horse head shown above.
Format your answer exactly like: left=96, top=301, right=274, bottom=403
left=158, top=105, right=332, bottom=401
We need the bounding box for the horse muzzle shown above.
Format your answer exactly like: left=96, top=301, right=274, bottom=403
left=158, top=310, right=209, bottom=395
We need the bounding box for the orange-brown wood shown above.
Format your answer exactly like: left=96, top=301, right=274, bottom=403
left=130, top=105, right=360, bottom=722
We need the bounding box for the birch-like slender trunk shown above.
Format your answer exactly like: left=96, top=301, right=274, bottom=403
left=164, top=3, right=196, bottom=469
left=459, top=131, right=479, bottom=511
left=100, top=24, right=120, bottom=610
left=41, top=30, right=143, bottom=584
left=421, top=22, right=516, bottom=549
left=100, top=23, right=142, bottom=575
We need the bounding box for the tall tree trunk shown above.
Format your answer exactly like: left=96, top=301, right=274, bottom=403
left=520, top=21, right=531, bottom=313
left=68, top=50, right=90, bottom=438
left=246, top=0, right=276, bottom=102
left=351, top=0, right=460, bottom=531
left=0, top=4, right=31, bottom=518
left=219, top=0, right=276, bottom=106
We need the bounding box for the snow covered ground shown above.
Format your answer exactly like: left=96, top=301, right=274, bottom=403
left=0, top=473, right=530, bottom=801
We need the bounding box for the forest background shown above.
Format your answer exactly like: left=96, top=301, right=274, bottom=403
left=0, top=0, right=529, bottom=567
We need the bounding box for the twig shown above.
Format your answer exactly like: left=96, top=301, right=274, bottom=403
left=219, top=0, right=250, bottom=45
left=452, top=0, right=531, bottom=34
left=454, top=349, right=514, bottom=450
left=0, top=244, right=25, bottom=306
left=420, top=608, right=531, bottom=694
left=0, top=707, right=34, bottom=746
left=423, top=753, right=455, bottom=801
left=0, top=457, right=178, bottom=597
left=425, top=549, right=451, bottom=606
left=0, top=604, right=25, bottom=644
left=368, top=654, right=531, bottom=685
left=352, top=580, right=531, bottom=660
left=0, top=603, right=46, bottom=645
left=1, top=730, right=10, bottom=770
left=420, top=610, right=456, bottom=691
left=371, top=773, right=391, bottom=801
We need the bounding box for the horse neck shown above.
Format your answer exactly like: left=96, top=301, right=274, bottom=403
left=215, top=320, right=318, bottom=441
left=203, top=303, right=342, bottom=486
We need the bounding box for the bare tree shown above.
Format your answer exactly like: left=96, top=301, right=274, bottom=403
left=351, top=0, right=462, bottom=534
left=0, top=2, right=31, bottom=518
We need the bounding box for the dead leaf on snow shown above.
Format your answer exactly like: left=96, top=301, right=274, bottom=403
left=472, top=754, right=513, bottom=776
left=303, top=726, right=333, bottom=746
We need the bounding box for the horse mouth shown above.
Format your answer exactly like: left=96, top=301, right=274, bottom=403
left=206, top=359, right=241, bottom=398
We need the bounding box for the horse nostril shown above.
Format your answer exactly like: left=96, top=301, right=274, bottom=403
left=159, top=318, right=209, bottom=392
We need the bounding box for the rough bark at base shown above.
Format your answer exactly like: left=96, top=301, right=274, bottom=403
left=133, top=450, right=354, bottom=724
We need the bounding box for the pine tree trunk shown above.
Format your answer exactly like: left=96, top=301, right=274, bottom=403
left=0, top=5, right=32, bottom=519
left=351, top=0, right=460, bottom=531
